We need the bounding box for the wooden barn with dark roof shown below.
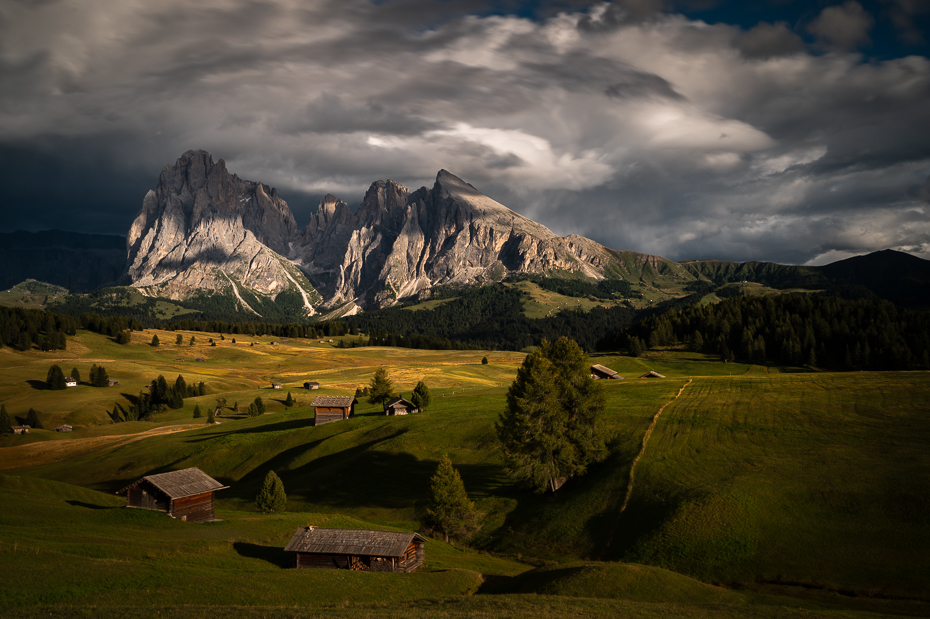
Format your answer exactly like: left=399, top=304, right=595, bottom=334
left=117, top=467, right=227, bottom=522
left=285, top=527, right=426, bottom=572
left=311, top=395, right=357, bottom=426
left=591, top=364, right=623, bottom=380
left=384, top=396, right=416, bottom=416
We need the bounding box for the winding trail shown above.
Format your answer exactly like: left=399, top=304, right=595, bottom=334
left=618, top=378, right=692, bottom=516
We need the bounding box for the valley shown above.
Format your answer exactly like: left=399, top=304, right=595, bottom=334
left=1, top=329, right=928, bottom=618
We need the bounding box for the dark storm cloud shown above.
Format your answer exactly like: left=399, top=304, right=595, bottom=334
left=1, top=0, right=928, bottom=265
left=733, top=21, right=805, bottom=58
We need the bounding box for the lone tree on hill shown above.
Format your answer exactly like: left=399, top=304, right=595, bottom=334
left=151, top=334, right=159, bottom=347
left=206, top=407, right=215, bottom=424
left=367, top=367, right=395, bottom=407
left=176, top=334, right=183, bottom=345
left=46, top=365, right=66, bottom=390
left=70, top=367, right=81, bottom=384
left=284, top=391, right=295, bottom=408
left=425, top=454, right=481, bottom=543
left=481, top=356, right=489, bottom=365
left=256, top=470, right=287, bottom=513
left=410, top=381, right=431, bottom=411
left=193, top=404, right=202, bottom=419
left=26, top=408, right=42, bottom=430
left=496, top=337, right=607, bottom=494
left=0, top=405, right=12, bottom=434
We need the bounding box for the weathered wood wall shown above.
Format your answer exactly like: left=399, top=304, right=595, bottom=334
left=126, top=484, right=169, bottom=512
left=314, top=406, right=352, bottom=426
left=169, top=492, right=215, bottom=522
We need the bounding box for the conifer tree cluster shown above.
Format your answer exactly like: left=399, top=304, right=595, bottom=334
left=89, top=364, right=110, bottom=387
left=497, top=337, right=607, bottom=493
left=108, top=375, right=204, bottom=423
left=0, top=306, right=74, bottom=352
left=368, top=367, right=396, bottom=407
left=0, top=404, right=12, bottom=434
left=615, top=293, right=930, bottom=370
left=46, top=365, right=67, bottom=390
left=246, top=397, right=266, bottom=417
left=410, top=381, right=431, bottom=411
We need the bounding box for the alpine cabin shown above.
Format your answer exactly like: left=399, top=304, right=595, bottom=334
left=117, top=467, right=227, bottom=522
left=591, top=364, right=623, bottom=380
left=285, top=527, right=426, bottom=572
left=311, top=396, right=357, bottom=426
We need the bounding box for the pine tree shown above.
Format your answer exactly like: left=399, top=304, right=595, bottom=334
left=193, top=404, right=202, bottom=419
left=198, top=382, right=206, bottom=396
left=367, top=367, right=395, bottom=407
left=190, top=336, right=196, bottom=346
left=255, top=470, right=287, bottom=513
left=70, top=367, right=81, bottom=384
left=151, top=334, right=159, bottom=347
left=284, top=392, right=294, bottom=408
left=0, top=404, right=12, bottom=434
left=46, top=365, right=67, bottom=390
left=175, top=375, right=187, bottom=397
left=26, top=408, right=42, bottom=430
left=481, top=356, right=489, bottom=365
left=89, top=364, right=98, bottom=387
left=254, top=397, right=265, bottom=414
left=207, top=407, right=215, bottom=424
left=425, top=455, right=481, bottom=543
left=115, top=331, right=130, bottom=345
left=496, top=337, right=606, bottom=493
left=176, top=334, right=183, bottom=345
left=410, top=381, right=431, bottom=411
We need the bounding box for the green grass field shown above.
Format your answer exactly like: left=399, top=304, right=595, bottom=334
left=1, top=329, right=928, bottom=618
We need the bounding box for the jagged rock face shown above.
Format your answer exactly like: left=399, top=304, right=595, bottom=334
left=294, top=170, right=615, bottom=308
left=126, top=150, right=625, bottom=313
left=125, top=150, right=315, bottom=314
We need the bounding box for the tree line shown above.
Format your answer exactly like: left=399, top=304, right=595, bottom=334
left=607, top=293, right=930, bottom=370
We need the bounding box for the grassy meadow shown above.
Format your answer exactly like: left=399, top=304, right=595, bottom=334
left=1, top=328, right=928, bottom=618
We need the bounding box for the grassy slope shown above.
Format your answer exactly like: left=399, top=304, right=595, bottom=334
left=1, top=332, right=928, bottom=617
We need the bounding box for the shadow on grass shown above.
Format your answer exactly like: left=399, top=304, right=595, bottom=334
left=66, top=500, right=116, bottom=510
left=233, top=542, right=293, bottom=568
left=26, top=380, right=48, bottom=390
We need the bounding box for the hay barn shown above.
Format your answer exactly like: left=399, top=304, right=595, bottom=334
left=311, top=396, right=357, bottom=425
left=117, top=467, right=227, bottom=522
left=591, top=364, right=623, bottom=380
left=285, top=527, right=426, bottom=572
left=304, top=381, right=320, bottom=390
left=384, top=397, right=416, bottom=415
left=640, top=370, right=666, bottom=378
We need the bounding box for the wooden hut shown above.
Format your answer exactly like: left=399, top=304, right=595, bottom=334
left=311, top=396, right=357, bottom=426
left=285, top=527, right=426, bottom=572
left=304, top=381, right=320, bottom=390
left=384, top=397, right=416, bottom=416
left=108, top=379, right=119, bottom=387
left=591, top=364, right=623, bottom=380
left=639, top=370, right=666, bottom=378
left=12, top=425, right=30, bottom=434
left=65, top=377, right=77, bottom=387
left=55, top=424, right=72, bottom=432
left=117, top=467, right=227, bottom=522
left=272, top=382, right=283, bottom=390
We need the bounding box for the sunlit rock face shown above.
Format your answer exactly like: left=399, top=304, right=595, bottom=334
left=293, top=169, right=615, bottom=308
left=125, top=150, right=312, bottom=313
left=126, top=150, right=619, bottom=312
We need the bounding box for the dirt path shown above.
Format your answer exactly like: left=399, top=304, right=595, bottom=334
left=618, top=379, right=692, bottom=516
left=0, top=424, right=201, bottom=471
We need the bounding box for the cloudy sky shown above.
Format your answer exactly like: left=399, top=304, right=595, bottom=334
left=2, top=0, right=929, bottom=265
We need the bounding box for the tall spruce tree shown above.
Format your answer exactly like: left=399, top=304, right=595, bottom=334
left=367, top=367, right=395, bottom=407
left=70, top=367, right=81, bottom=384
left=425, top=454, right=481, bottom=543
left=26, top=408, right=42, bottom=430
left=255, top=470, right=287, bottom=513
left=0, top=404, right=12, bottom=434
left=192, top=404, right=202, bottom=419
left=410, top=381, right=431, bottom=411
left=206, top=407, right=215, bottom=424
left=284, top=391, right=294, bottom=408
left=496, top=337, right=607, bottom=493
left=46, top=365, right=66, bottom=390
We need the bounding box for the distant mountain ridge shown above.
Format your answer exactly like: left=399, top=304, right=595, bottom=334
left=6, top=150, right=928, bottom=317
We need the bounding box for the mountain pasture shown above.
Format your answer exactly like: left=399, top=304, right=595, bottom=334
left=0, top=329, right=928, bottom=618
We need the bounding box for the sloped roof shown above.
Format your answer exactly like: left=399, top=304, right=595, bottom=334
left=591, top=364, right=622, bottom=378
left=118, top=467, right=227, bottom=499
left=311, top=396, right=357, bottom=407
left=385, top=397, right=415, bottom=409
left=639, top=370, right=666, bottom=378
left=284, top=527, right=426, bottom=557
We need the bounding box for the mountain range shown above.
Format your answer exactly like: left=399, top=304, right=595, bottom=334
left=4, top=149, right=929, bottom=317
